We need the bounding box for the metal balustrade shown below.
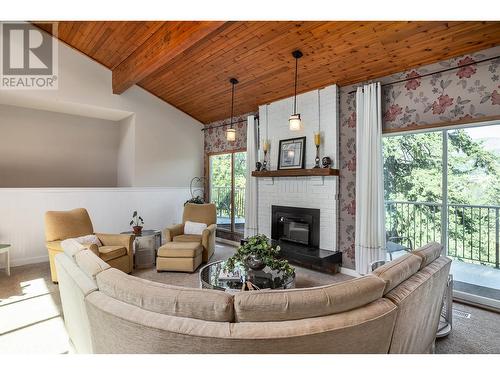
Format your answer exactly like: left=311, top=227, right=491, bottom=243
left=386, top=201, right=500, bottom=268
left=210, top=186, right=246, bottom=219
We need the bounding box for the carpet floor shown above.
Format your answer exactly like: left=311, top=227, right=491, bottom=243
left=0, top=242, right=499, bottom=354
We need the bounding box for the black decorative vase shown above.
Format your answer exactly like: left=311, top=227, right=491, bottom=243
left=246, top=254, right=266, bottom=271
left=255, top=161, right=262, bottom=171
left=322, top=156, right=332, bottom=168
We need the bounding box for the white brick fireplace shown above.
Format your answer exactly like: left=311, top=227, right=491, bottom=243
left=257, top=84, right=339, bottom=251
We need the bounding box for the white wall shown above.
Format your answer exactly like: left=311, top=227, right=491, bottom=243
left=117, top=114, right=136, bottom=187
left=0, top=29, right=204, bottom=187
left=259, top=85, right=339, bottom=170
left=0, top=103, right=120, bottom=187
left=0, top=188, right=191, bottom=266
left=0, top=26, right=205, bottom=266
left=257, top=85, right=339, bottom=251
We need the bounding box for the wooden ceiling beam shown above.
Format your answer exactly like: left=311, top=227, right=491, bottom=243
left=112, top=21, right=231, bottom=94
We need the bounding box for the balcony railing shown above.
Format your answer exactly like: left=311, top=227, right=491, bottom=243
left=210, top=186, right=246, bottom=219
left=386, top=201, right=500, bottom=268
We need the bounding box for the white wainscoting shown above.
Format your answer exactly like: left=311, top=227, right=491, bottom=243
left=0, top=188, right=191, bottom=266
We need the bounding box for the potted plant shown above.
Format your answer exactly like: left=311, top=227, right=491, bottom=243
left=224, top=234, right=295, bottom=276
left=129, top=211, right=144, bottom=235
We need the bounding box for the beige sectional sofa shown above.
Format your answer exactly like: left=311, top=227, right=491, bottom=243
left=55, top=239, right=450, bottom=354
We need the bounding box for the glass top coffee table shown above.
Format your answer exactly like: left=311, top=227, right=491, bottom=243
left=199, top=260, right=295, bottom=292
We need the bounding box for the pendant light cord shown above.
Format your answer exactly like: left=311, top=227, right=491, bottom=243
left=230, top=81, right=235, bottom=129
left=293, top=56, right=298, bottom=114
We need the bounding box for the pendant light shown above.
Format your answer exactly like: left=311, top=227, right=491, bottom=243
left=226, top=78, right=239, bottom=142
left=289, top=50, right=303, bottom=131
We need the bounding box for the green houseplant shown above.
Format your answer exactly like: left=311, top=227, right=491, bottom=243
left=224, top=234, right=295, bottom=276
left=129, top=211, right=144, bottom=235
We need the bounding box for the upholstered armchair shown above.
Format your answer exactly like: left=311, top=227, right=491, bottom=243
left=163, top=203, right=217, bottom=263
left=44, top=208, right=134, bottom=282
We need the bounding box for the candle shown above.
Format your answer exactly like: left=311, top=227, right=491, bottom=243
left=263, top=140, right=270, bottom=152
left=314, top=132, right=321, bottom=146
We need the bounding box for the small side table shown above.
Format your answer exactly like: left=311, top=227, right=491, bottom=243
left=121, top=230, right=161, bottom=269
left=0, top=244, right=11, bottom=276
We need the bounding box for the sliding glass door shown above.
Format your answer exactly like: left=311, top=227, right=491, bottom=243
left=209, top=151, right=247, bottom=240
left=383, top=122, right=500, bottom=309
left=445, top=125, right=500, bottom=308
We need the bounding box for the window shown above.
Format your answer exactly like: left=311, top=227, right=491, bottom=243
left=383, top=122, right=500, bottom=308
left=209, top=151, right=247, bottom=240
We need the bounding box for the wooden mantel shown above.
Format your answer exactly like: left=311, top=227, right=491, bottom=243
left=251, top=168, right=339, bottom=178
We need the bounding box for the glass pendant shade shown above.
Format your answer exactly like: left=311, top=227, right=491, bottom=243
left=226, top=127, right=236, bottom=142
left=289, top=114, right=302, bottom=131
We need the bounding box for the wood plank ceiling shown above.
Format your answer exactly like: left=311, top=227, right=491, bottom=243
left=35, top=21, right=500, bottom=124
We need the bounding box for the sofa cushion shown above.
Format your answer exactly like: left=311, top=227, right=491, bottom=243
left=233, top=275, right=386, bottom=322
left=372, top=253, right=422, bottom=294
left=173, top=234, right=202, bottom=243
left=98, top=246, right=127, bottom=262
left=385, top=256, right=451, bottom=305
left=412, top=242, right=443, bottom=270
left=74, top=249, right=110, bottom=280
left=184, top=221, right=208, bottom=235
left=73, top=234, right=102, bottom=247
left=96, top=268, right=234, bottom=322
left=157, top=242, right=203, bottom=258
left=61, top=238, right=86, bottom=258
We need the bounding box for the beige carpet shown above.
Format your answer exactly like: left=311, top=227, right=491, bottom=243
left=133, top=242, right=353, bottom=288
left=435, top=302, right=500, bottom=354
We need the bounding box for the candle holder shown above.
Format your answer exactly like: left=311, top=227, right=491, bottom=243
left=262, top=140, right=270, bottom=171
left=314, top=132, right=321, bottom=168
left=314, top=145, right=321, bottom=168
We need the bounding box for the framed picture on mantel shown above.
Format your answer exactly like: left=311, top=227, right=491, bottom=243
left=278, top=136, right=306, bottom=170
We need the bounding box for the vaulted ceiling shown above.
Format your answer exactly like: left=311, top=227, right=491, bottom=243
left=35, top=21, right=500, bottom=124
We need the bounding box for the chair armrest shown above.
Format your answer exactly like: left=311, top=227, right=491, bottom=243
left=46, top=240, right=63, bottom=252
left=163, top=224, right=184, bottom=243
left=201, top=224, right=217, bottom=262
left=95, top=233, right=134, bottom=255
left=202, top=224, right=217, bottom=241
left=201, top=224, right=217, bottom=249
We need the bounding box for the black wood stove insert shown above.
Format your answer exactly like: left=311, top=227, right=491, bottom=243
left=269, top=205, right=342, bottom=274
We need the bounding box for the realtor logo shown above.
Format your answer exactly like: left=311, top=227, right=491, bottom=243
left=0, top=22, right=58, bottom=89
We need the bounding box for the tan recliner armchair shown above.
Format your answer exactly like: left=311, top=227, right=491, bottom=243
left=45, top=208, right=134, bottom=282
left=163, top=203, right=217, bottom=263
